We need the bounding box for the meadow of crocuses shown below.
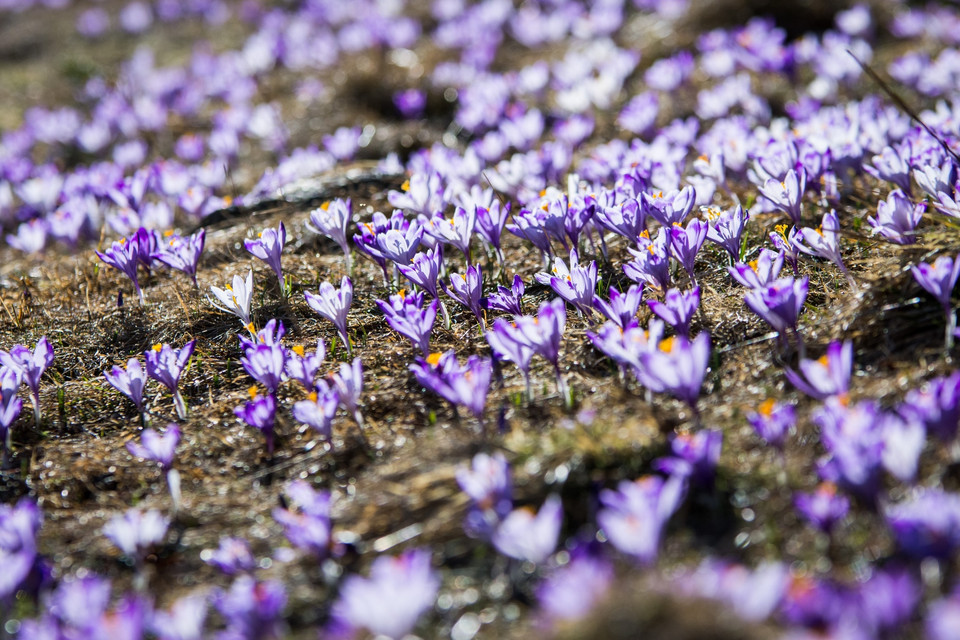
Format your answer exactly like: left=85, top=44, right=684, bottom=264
left=2, top=0, right=960, bottom=637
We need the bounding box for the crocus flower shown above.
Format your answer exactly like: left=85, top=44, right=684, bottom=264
left=653, top=429, right=722, bottom=487
left=209, top=270, right=254, bottom=328
left=670, top=559, right=788, bottom=623
left=746, top=398, right=796, bottom=451
left=868, top=189, right=924, bottom=245
left=728, top=249, right=784, bottom=289
left=487, top=319, right=537, bottom=399
left=153, top=229, right=205, bottom=286
left=901, top=372, right=960, bottom=442
left=150, top=594, right=208, bottom=640
left=292, top=381, right=339, bottom=442
left=328, top=548, right=439, bottom=640
left=476, top=201, right=510, bottom=264
left=0, top=381, right=22, bottom=453
left=507, top=208, right=555, bottom=265
left=398, top=246, right=443, bottom=300
left=669, top=219, right=708, bottom=286
left=1, top=337, right=54, bottom=427
left=421, top=206, right=475, bottom=262
left=214, top=576, right=286, bottom=640
left=104, top=358, right=148, bottom=418
left=457, top=452, right=512, bottom=539
left=536, top=551, right=614, bottom=628
left=234, top=389, right=277, bottom=456
left=241, top=340, right=286, bottom=395
left=512, top=298, right=568, bottom=400
left=377, top=290, right=437, bottom=356
left=647, top=286, right=699, bottom=337
left=595, top=197, right=645, bottom=242
left=593, top=283, right=643, bottom=329
left=284, top=340, right=325, bottom=392
left=744, top=276, right=808, bottom=338
left=492, top=494, right=563, bottom=564
left=704, top=204, right=748, bottom=262
left=598, top=475, right=686, bottom=564
left=127, top=424, right=179, bottom=471
left=884, top=488, right=960, bottom=559
left=814, top=398, right=885, bottom=501
left=926, top=590, right=960, bottom=640
left=304, top=276, right=353, bottom=355
left=636, top=333, right=711, bottom=411
left=864, top=145, right=911, bottom=193
left=769, top=224, right=802, bottom=275
left=272, top=480, right=333, bottom=557
left=103, top=508, right=170, bottom=560
left=642, top=186, right=696, bottom=227
left=793, top=210, right=848, bottom=277
left=145, top=341, right=195, bottom=419
left=245, top=221, right=286, bottom=291
left=911, top=254, right=960, bottom=348
left=410, top=352, right=492, bottom=424
left=0, top=498, right=42, bottom=600
left=96, top=237, right=144, bottom=305
left=484, top=274, right=525, bottom=317
left=374, top=224, right=424, bottom=268
left=238, top=318, right=286, bottom=351
left=588, top=319, right=665, bottom=379
left=388, top=172, right=444, bottom=216
left=442, top=264, right=485, bottom=326
left=331, top=357, right=365, bottom=431
left=758, top=167, right=806, bottom=224
left=307, top=198, right=353, bottom=274
left=205, top=537, right=256, bottom=576
left=534, top=248, right=598, bottom=317
left=794, top=483, right=849, bottom=534
left=785, top=340, right=853, bottom=401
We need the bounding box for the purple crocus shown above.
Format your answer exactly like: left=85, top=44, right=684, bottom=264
left=307, top=198, right=353, bottom=274
left=593, top=283, right=643, bottom=329
left=241, top=342, right=286, bottom=395
left=284, top=340, right=325, bottom=392
left=911, top=254, right=960, bottom=348
left=0, top=498, right=42, bottom=600
left=421, top=206, right=475, bottom=263
left=332, top=357, right=365, bottom=432
left=328, top=548, right=439, bottom=640
left=744, top=276, right=809, bottom=339
left=205, top=537, right=256, bottom=576
left=815, top=398, right=885, bottom=501
left=598, top=475, right=686, bottom=565
left=793, top=210, right=848, bottom=278
left=704, top=204, right=748, bottom=262
left=150, top=594, right=208, bottom=640
left=885, top=488, right=960, bottom=559
left=647, top=286, right=699, bottom=337
left=534, top=248, right=598, bottom=317
left=273, top=480, right=333, bottom=557
left=670, top=219, right=708, bottom=286
left=654, top=429, right=722, bottom=487
left=484, top=274, right=525, bottom=317
left=492, top=494, right=563, bottom=564
left=442, top=264, right=485, bottom=326
left=457, top=452, right=512, bottom=539
left=758, top=168, right=806, bottom=224
left=728, top=249, right=784, bottom=289
left=642, top=186, right=696, bottom=227
left=410, top=351, right=492, bottom=423
left=127, top=424, right=179, bottom=471
left=785, top=340, right=853, bottom=401
left=636, top=333, right=711, bottom=412
left=746, top=398, right=796, bottom=451
left=214, top=576, right=286, bottom=640
left=234, top=389, right=277, bottom=456
left=245, top=221, right=286, bottom=292
left=536, top=551, right=614, bottom=629
left=1, top=337, right=54, bottom=427
left=144, top=340, right=195, bottom=420
left=103, top=508, right=170, bottom=560
left=868, top=189, right=924, bottom=245
left=153, top=229, right=205, bottom=286
left=292, top=381, right=339, bottom=442
left=794, top=482, right=849, bottom=534
left=769, top=224, right=802, bottom=275
left=377, top=290, right=437, bottom=356
left=476, top=201, right=510, bottom=265
left=304, top=276, right=353, bottom=355
left=487, top=319, right=537, bottom=400
left=97, top=237, right=144, bottom=305
left=595, top=197, right=645, bottom=241
left=512, top=298, right=568, bottom=400
left=902, top=372, right=960, bottom=442
left=0, top=371, right=23, bottom=453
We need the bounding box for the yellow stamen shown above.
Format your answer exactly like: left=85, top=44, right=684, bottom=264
left=245, top=322, right=256, bottom=334
left=817, top=355, right=829, bottom=367
left=308, top=391, right=318, bottom=402
left=638, top=230, right=650, bottom=240
left=426, top=352, right=442, bottom=366
left=247, top=385, right=258, bottom=400
left=321, top=201, right=330, bottom=211
left=223, top=196, right=233, bottom=206
left=152, top=344, right=163, bottom=352
left=401, top=179, right=410, bottom=191
left=759, top=398, right=776, bottom=417
left=292, top=345, right=305, bottom=357
left=659, top=337, right=675, bottom=353
left=748, top=259, right=759, bottom=272
left=164, top=229, right=174, bottom=237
